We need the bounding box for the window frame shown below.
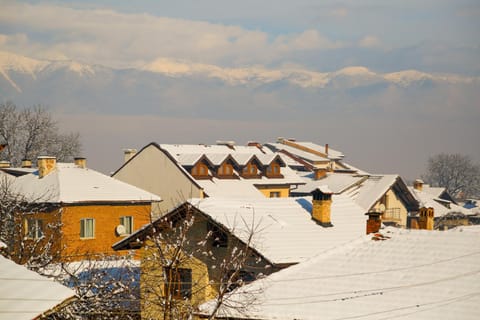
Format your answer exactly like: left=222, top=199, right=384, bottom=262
left=25, top=218, right=44, bottom=240
left=120, top=216, right=134, bottom=235
left=191, top=161, right=210, bottom=179
left=164, top=267, right=192, bottom=299
left=269, top=191, right=281, bottom=198
left=80, top=218, right=95, bottom=239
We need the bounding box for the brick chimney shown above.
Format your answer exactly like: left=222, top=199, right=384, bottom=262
left=21, top=159, right=32, bottom=168
left=0, top=161, right=11, bottom=168
left=418, top=207, right=434, bottom=230
left=124, top=149, right=137, bottom=163
left=325, top=143, right=329, bottom=155
left=311, top=186, right=333, bottom=227
left=413, top=179, right=424, bottom=191
left=37, top=156, right=56, bottom=178
left=313, top=167, right=327, bottom=180
left=365, top=211, right=382, bottom=234
left=74, top=157, right=87, bottom=169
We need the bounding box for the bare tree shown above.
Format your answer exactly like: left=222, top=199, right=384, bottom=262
left=422, top=153, right=480, bottom=200
left=0, top=101, right=81, bottom=166
left=123, top=203, right=268, bottom=320
left=0, top=174, right=62, bottom=269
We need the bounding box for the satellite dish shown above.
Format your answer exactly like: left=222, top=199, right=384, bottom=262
left=115, top=225, right=126, bottom=236
left=378, top=204, right=386, bottom=213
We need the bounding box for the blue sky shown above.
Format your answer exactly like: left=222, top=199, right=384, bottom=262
left=0, top=0, right=479, bottom=178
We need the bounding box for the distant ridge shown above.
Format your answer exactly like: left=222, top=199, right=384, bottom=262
left=0, top=50, right=477, bottom=93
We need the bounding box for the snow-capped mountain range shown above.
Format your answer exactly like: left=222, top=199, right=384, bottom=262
left=1, top=51, right=476, bottom=94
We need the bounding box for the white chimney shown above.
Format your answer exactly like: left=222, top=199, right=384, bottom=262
left=124, top=149, right=137, bottom=163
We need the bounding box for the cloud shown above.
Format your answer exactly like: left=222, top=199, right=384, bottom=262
left=358, top=35, right=381, bottom=48
left=0, top=2, right=346, bottom=68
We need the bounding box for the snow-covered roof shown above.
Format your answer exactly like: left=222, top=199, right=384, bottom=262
left=189, top=195, right=366, bottom=264
left=294, top=172, right=366, bottom=194
left=0, top=170, right=15, bottom=184
left=199, top=228, right=480, bottom=320
left=294, top=173, right=414, bottom=212
left=422, top=184, right=448, bottom=198
left=160, top=143, right=271, bottom=159
left=13, top=163, right=161, bottom=203
left=265, top=142, right=330, bottom=162
left=351, top=174, right=399, bottom=210
left=158, top=143, right=304, bottom=198
left=197, top=179, right=266, bottom=198
left=409, top=187, right=472, bottom=217
left=0, top=256, right=75, bottom=319
left=291, top=141, right=344, bottom=159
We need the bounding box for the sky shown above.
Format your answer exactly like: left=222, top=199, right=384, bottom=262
left=0, top=0, right=479, bottom=179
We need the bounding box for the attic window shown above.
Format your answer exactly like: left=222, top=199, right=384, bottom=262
left=191, top=162, right=210, bottom=179
left=266, top=162, right=282, bottom=178
left=242, top=162, right=259, bottom=178
left=217, top=162, right=235, bottom=178
left=207, top=221, right=228, bottom=247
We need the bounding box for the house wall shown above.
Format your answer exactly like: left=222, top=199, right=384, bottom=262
left=141, top=241, right=214, bottom=320
left=255, top=185, right=290, bottom=198
left=16, top=210, right=63, bottom=264
left=113, top=144, right=204, bottom=215
left=60, top=204, right=151, bottom=261
left=373, top=189, right=408, bottom=227
left=138, top=212, right=274, bottom=319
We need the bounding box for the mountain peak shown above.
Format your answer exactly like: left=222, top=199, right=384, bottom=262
left=0, top=51, right=47, bottom=76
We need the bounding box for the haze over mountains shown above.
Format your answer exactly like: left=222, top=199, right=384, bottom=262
left=1, top=50, right=479, bottom=178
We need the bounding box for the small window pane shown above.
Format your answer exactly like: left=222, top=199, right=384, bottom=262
left=80, top=218, right=95, bottom=238
left=120, top=216, right=133, bottom=234
left=26, top=219, right=44, bottom=239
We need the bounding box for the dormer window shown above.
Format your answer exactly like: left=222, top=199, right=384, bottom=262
left=191, top=161, right=210, bottom=179
left=242, top=162, right=259, bottom=178
left=217, top=161, right=235, bottom=178
left=266, top=162, right=282, bottom=178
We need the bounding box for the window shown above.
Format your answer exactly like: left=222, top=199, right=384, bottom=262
left=25, top=219, right=43, bottom=239
left=269, top=191, right=281, bottom=198
left=207, top=221, right=228, bottom=247
left=218, top=162, right=234, bottom=177
left=266, top=162, right=282, bottom=178
left=80, top=218, right=95, bottom=238
left=242, top=162, right=258, bottom=177
left=191, top=162, right=209, bottom=178
left=226, top=270, right=256, bottom=291
left=164, top=267, right=192, bottom=299
left=120, top=216, right=133, bottom=234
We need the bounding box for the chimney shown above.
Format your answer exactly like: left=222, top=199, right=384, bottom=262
left=37, top=156, right=56, bottom=178
left=413, top=179, right=424, bottom=191
left=21, top=159, right=32, bottom=168
left=247, top=141, right=261, bottom=148
left=216, top=140, right=236, bottom=149
left=313, top=167, right=327, bottom=180
left=311, top=186, right=333, bottom=227
left=74, top=157, right=87, bottom=169
left=418, top=207, right=434, bottom=230
left=365, top=211, right=382, bottom=234
left=0, top=161, right=11, bottom=168
left=325, top=143, right=329, bottom=155
left=124, top=149, right=137, bottom=163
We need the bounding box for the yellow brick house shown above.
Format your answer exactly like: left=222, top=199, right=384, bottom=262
left=12, top=156, right=161, bottom=262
